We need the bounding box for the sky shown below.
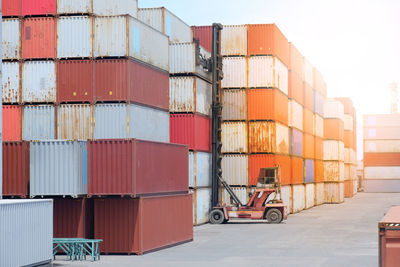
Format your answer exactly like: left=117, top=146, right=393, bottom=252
left=139, top=0, right=400, bottom=159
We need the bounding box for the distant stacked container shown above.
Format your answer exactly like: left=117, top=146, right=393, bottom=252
left=363, top=114, right=400, bottom=192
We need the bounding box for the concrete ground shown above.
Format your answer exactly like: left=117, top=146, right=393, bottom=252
left=49, top=193, right=400, bottom=267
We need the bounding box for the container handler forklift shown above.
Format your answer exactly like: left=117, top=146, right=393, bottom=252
left=207, top=23, right=287, bottom=224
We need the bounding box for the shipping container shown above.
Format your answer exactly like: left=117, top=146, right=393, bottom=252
left=57, top=104, right=92, bottom=140
left=3, top=0, right=22, bottom=17
left=289, top=128, right=303, bottom=157
left=247, top=24, right=289, bottom=67
left=292, top=184, right=305, bottom=213
left=303, top=133, right=315, bottom=159
left=303, top=82, right=313, bottom=111
left=291, top=156, right=304, bottom=184
left=323, top=140, right=345, bottom=161
left=138, top=7, right=191, bottom=43
left=344, top=114, right=354, bottom=131
left=221, top=186, right=248, bottom=206
left=2, top=18, right=20, bottom=60
left=94, top=195, right=193, bottom=254
left=335, top=97, right=354, bottom=116
left=2, top=62, right=20, bottom=103
left=192, top=187, right=211, bottom=225
left=30, top=141, right=87, bottom=197
left=313, top=68, right=326, bottom=96
left=3, top=142, right=30, bottom=197
left=22, top=61, right=56, bottom=103
left=314, top=114, right=324, bottom=138
left=57, top=60, right=94, bottom=103
left=191, top=152, right=211, bottom=187
left=344, top=130, right=353, bottom=148
left=94, top=58, right=169, bottom=110
left=53, top=198, right=93, bottom=238
left=22, top=17, right=56, bottom=59
left=221, top=57, right=247, bottom=88
left=289, top=43, right=304, bottom=78
left=169, top=42, right=211, bottom=81
left=88, top=139, right=188, bottom=196
left=248, top=121, right=289, bottom=154
left=221, top=24, right=247, bottom=56
left=303, top=107, right=314, bottom=135
left=188, top=152, right=194, bottom=187
left=364, top=127, right=400, bottom=140
left=315, top=137, right=323, bottom=160
left=92, top=0, right=138, bottom=17
left=364, top=114, right=400, bottom=127
left=93, top=103, right=128, bottom=139
left=353, top=180, right=358, bottom=195
left=288, top=99, right=303, bottom=131
left=314, top=160, right=324, bottom=182
left=56, top=0, right=91, bottom=14
left=280, top=185, right=292, bottom=214
left=22, top=0, right=56, bottom=16
left=191, top=25, right=212, bottom=52
left=365, top=140, right=400, bottom=153
left=249, top=154, right=291, bottom=185
left=94, top=15, right=168, bottom=71
left=364, top=167, right=400, bottom=179
left=221, top=121, right=247, bottom=153
left=324, top=98, right=344, bottom=120
left=344, top=164, right=351, bottom=180
left=303, top=58, right=313, bottom=86
left=57, top=16, right=93, bottom=58
left=221, top=154, right=248, bottom=186
left=222, top=89, right=247, bottom=121
left=3, top=105, right=22, bottom=141
left=169, top=76, right=212, bottom=116
left=170, top=114, right=211, bottom=152
left=315, top=182, right=324, bottom=205
left=324, top=182, right=344, bottom=203
left=324, top=118, right=344, bottom=141
left=313, top=90, right=324, bottom=116
left=324, top=161, right=345, bottom=182
left=304, top=159, right=314, bottom=183
left=379, top=206, right=400, bottom=267
left=344, top=180, right=353, bottom=198
left=288, top=71, right=304, bottom=105
left=247, top=89, right=288, bottom=124
left=305, top=183, right=315, bottom=209
left=22, top=105, right=55, bottom=140
left=0, top=200, right=53, bottom=267
left=248, top=56, right=289, bottom=94
left=365, top=179, right=400, bottom=193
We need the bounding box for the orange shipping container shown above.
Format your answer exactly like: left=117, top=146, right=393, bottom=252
left=247, top=89, right=288, bottom=125
left=344, top=130, right=353, bottom=148
left=314, top=160, right=324, bottom=182
left=303, top=108, right=314, bottom=135
left=324, top=118, right=344, bottom=141
left=303, top=133, right=314, bottom=159
left=248, top=121, right=289, bottom=154
left=303, top=82, right=313, bottom=111
left=289, top=43, right=304, bottom=77
left=335, top=97, right=354, bottom=116
left=291, top=156, right=304, bottom=185
left=314, top=137, right=323, bottom=160
left=22, top=17, right=56, bottom=59
left=364, top=153, right=400, bottom=166
left=247, top=24, right=289, bottom=67
left=312, top=68, right=327, bottom=97
left=288, top=71, right=303, bottom=105
left=249, top=154, right=291, bottom=185
left=344, top=180, right=354, bottom=198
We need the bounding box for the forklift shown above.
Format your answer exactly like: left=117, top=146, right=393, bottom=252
left=207, top=24, right=287, bottom=224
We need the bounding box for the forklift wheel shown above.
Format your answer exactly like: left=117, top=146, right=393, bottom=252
left=210, top=209, right=225, bottom=224
left=265, top=208, right=283, bottom=223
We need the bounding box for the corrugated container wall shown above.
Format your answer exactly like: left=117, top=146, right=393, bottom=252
left=0, top=200, right=53, bottom=267
left=364, top=114, right=400, bottom=127
left=364, top=127, right=400, bottom=140
left=192, top=188, right=211, bottom=225
left=247, top=89, right=288, bottom=124
left=22, top=61, right=56, bottom=103
left=324, top=182, right=344, bottom=203
left=2, top=19, right=20, bottom=60
left=222, top=122, right=248, bottom=153
left=30, top=141, right=87, bottom=197
left=303, top=58, right=313, bottom=86
left=305, top=183, right=315, bottom=209
left=22, top=105, right=55, bottom=140
left=222, top=89, right=247, bottom=121
left=222, top=155, right=248, bottom=186
left=289, top=43, right=304, bottom=77
left=249, top=155, right=291, bottom=185
left=315, top=182, right=325, bottom=205
left=248, top=121, right=289, bottom=154
left=221, top=25, right=247, bottom=56
left=288, top=100, right=303, bottom=130
left=3, top=0, right=22, bottom=17
left=222, top=57, right=247, bottom=88
left=191, top=26, right=212, bottom=52
left=191, top=152, right=211, bottom=187
left=324, top=99, right=344, bottom=120
left=2, top=62, right=20, bottom=103
left=92, top=0, right=138, bottom=17
left=93, top=104, right=128, bottom=139
left=56, top=0, right=92, bottom=14
left=292, top=184, right=305, bottom=213
left=22, top=0, right=56, bottom=16
left=365, top=140, right=400, bottom=153
left=3, top=106, right=22, bottom=141
left=57, top=104, right=92, bottom=140
left=221, top=187, right=248, bottom=206
left=22, top=17, right=56, bottom=59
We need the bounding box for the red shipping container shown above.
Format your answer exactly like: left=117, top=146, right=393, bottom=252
left=53, top=198, right=93, bottom=239
left=94, top=59, right=169, bottom=109
left=289, top=71, right=304, bottom=105
left=289, top=43, right=304, bottom=77
left=324, top=118, right=344, bottom=141
left=3, top=106, right=22, bottom=141
left=303, top=108, right=313, bottom=135
left=191, top=26, right=212, bottom=52
left=379, top=206, right=400, bottom=267
left=88, top=139, right=188, bottom=197
left=291, top=156, right=304, bottom=185
left=22, top=0, right=56, bottom=16
left=364, top=153, right=400, bottom=166
left=3, top=142, right=29, bottom=197
left=248, top=154, right=291, bottom=185
left=22, top=17, right=56, bottom=59
left=57, top=60, right=94, bottom=103
left=170, top=114, right=211, bottom=152
left=303, top=82, right=313, bottom=111
left=94, top=194, right=193, bottom=255
left=3, top=0, right=22, bottom=17
left=314, top=160, right=324, bottom=183
left=247, top=89, right=288, bottom=125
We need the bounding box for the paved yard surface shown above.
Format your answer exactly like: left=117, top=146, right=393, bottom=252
left=49, top=193, right=400, bottom=267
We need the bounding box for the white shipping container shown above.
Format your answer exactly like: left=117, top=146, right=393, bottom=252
left=221, top=187, right=248, bottom=206
left=222, top=57, right=247, bottom=88
left=222, top=122, right=248, bottom=153
left=94, top=103, right=128, bottom=139
left=324, top=98, right=344, bottom=121
left=315, top=182, right=325, bottom=205
left=364, top=127, right=400, bottom=140
left=305, top=183, right=315, bottom=209
left=192, top=152, right=211, bottom=187
left=57, top=16, right=93, bottom=58
left=23, top=105, right=55, bottom=141
left=169, top=76, right=212, bottom=116
left=292, top=184, right=305, bottom=213
left=324, top=161, right=345, bottom=182
left=280, top=185, right=292, bottom=214
left=364, top=167, right=400, bottom=179
left=138, top=7, right=192, bottom=43
left=365, top=140, right=400, bottom=153
left=344, top=148, right=350, bottom=164
left=248, top=56, right=289, bottom=95
left=344, top=114, right=354, bottom=131
left=192, top=187, right=211, bottom=225
left=344, top=164, right=351, bottom=180
left=222, top=89, right=247, bottom=121
left=350, top=149, right=356, bottom=164
left=30, top=141, right=87, bottom=197
left=22, top=61, right=56, bottom=103
left=364, top=114, right=400, bottom=127
left=94, top=15, right=169, bottom=71
left=93, top=0, right=138, bottom=17
left=288, top=99, right=303, bottom=131
left=0, top=200, right=53, bottom=267
left=2, top=61, right=20, bottom=103
left=222, top=155, right=248, bottom=186
left=221, top=25, right=247, bottom=56
left=323, top=140, right=345, bottom=161
left=314, top=114, right=324, bottom=138
left=324, top=182, right=344, bottom=203
left=57, top=0, right=92, bottom=14
left=189, top=152, right=194, bottom=187
left=303, top=58, right=313, bottom=86
left=2, top=18, right=20, bottom=60
left=364, top=179, right=400, bottom=193
left=57, top=104, right=92, bottom=140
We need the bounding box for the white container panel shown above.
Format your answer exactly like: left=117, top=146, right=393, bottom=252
left=314, top=114, right=324, bottom=138
left=324, top=182, right=344, bottom=203
left=57, top=0, right=92, bottom=14
left=280, top=185, right=292, bottom=214
left=344, top=164, right=351, bottom=180
left=23, top=105, right=55, bottom=140
left=288, top=100, right=303, bottom=131
left=222, top=57, right=247, bottom=88
left=344, top=148, right=350, bottom=164
left=0, top=200, right=53, bottom=267
left=189, top=151, right=194, bottom=188
left=364, top=179, right=400, bottom=193
left=276, top=123, right=290, bottom=155
left=57, top=104, right=92, bottom=140
left=324, top=99, right=344, bottom=121
left=365, top=140, right=400, bottom=153
left=323, top=140, right=345, bottom=161
left=364, top=114, right=400, bottom=127
left=364, top=167, right=400, bottom=179
left=193, top=188, right=211, bottom=225
left=324, top=161, right=345, bottom=182
left=221, top=187, right=248, bottom=206
left=222, top=89, right=247, bottom=121
left=221, top=154, right=248, bottom=186
left=305, top=183, right=315, bottom=209
left=292, top=184, right=305, bottom=213
left=2, top=61, right=20, bottom=103
left=221, top=25, right=247, bottom=56
left=248, top=56, right=289, bottom=95
left=363, top=127, right=400, bottom=140
left=57, top=16, right=93, bottom=58
left=315, top=182, right=324, bottom=205
left=194, top=152, right=211, bottom=187
left=22, top=61, right=56, bottom=103
left=93, top=0, right=138, bottom=17
left=2, top=19, right=20, bottom=60
left=222, top=122, right=248, bottom=153
left=344, top=114, right=354, bottom=131
left=94, top=104, right=128, bottom=139
left=304, top=58, right=313, bottom=86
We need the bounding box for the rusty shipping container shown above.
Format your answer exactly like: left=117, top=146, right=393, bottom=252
left=94, top=194, right=193, bottom=255
left=22, top=17, right=56, bottom=59
left=324, top=161, right=345, bottom=182
left=57, top=104, right=92, bottom=140
left=191, top=26, right=212, bottom=52
left=379, top=206, right=400, bottom=267
left=315, top=182, right=325, bottom=205
left=221, top=122, right=248, bottom=153
left=248, top=121, right=289, bottom=154
left=2, top=19, right=21, bottom=60
left=249, top=154, right=291, bottom=185
left=292, top=184, right=305, bottom=213
left=22, top=61, right=56, bottom=103
left=3, top=0, right=22, bottom=17
left=22, top=0, right=56, bottom=16
left=3, top=62, right=21, bottom=103
left=222, top=89, right=247, bottom=121
left=88, top=139, right=188, bottom=197
left=54, top=198, right=93, bottom=239
left=247, top=89, right=288, bottom=124
left=221, top=25, right=247, bottom=56
left=325, top=182, right=344, bottom=203
left=3, top=105, right=22, bottom=141
left=3, top=142, right=30, bottom=197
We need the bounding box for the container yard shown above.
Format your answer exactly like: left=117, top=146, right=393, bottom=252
left=1, top=0, right=400, bottom=266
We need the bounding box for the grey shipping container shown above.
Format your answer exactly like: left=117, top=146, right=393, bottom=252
left=23, top=105, right=55, bottom=141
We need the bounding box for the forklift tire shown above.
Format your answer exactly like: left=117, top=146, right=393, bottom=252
left=265, top=208, right=283, bottom=224
left=210, top=209, right=225, bottom=224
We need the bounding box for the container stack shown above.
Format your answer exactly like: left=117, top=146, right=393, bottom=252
left=363, top=114, right=400, bottom=192
left=323, top=99, right=345, bottom=203
left=2, top=0, right=193, bottom=254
